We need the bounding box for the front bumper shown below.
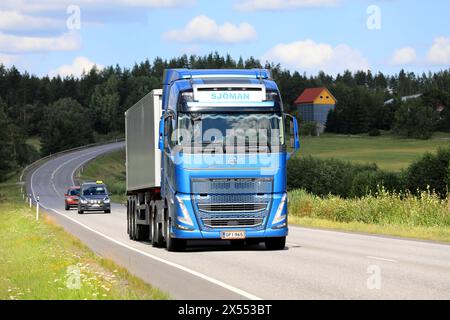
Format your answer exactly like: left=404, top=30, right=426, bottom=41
left=171, top=226, right=288, bottom=240
left=79, top=203, right=111, bottom=211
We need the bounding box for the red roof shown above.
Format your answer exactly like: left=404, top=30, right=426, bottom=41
left=294, top=87, right=327, bottom=104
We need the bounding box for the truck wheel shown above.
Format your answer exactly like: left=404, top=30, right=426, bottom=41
left=265, top=237, right=286, bottom=250
left=126, top=200, right=130, bottom=236
left=166, top=218, right=185, bottom=252
left=65, top=203, right=69, bottom=211
left=129, top=198, right=136, bottom=240
left=152, top=203, right=164, bottom=247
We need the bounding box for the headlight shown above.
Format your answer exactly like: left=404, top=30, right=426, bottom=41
left=272, top=194, right=287, bottom=226
left=175, top=195, right=194, bottom=226
left=80, top=198, right=87, bottom=204
left=103, top=198, right=110, bottom=204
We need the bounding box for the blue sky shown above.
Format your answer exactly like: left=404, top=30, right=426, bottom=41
left=0, top=0, right=449, bottom=77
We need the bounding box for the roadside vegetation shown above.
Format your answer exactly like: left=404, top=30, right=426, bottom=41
left=0, top=176, right=169, bottom=300
left=289, top=189, right=450, bottom=242
left=83, top=148, right=450, bottom=243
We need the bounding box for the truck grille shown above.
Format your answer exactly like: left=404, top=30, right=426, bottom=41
left=198, top=203, right=267, bottom=213
left=191, top=180, right=273, bottom=231
left=191, top=178, right=273, bottom=194
left=203, top=218, right=264, bottom=228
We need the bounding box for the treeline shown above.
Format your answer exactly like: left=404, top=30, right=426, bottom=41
left=1, top=52, right=450, bottom=180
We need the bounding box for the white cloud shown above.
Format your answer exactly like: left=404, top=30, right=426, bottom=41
left=427, top=36, right=450, bottom=65
left=0, top=32, right=81, bottom=53
left=0, top=0, right=191, bottom=13
left=390, top=47, right=417, bottom=65
left=235, top=0, right=338, bottom=11
left=262, top=39, right=369, bottom=74
left=49, top=56, right=103, bottom=78
left=163, top=15, right=257, bottom=44
left=0, top=54, right=18, bottom=66
left=0, top=10, right=61, bottom=31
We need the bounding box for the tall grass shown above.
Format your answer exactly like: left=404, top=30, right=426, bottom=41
left=289, top=188, right=450, bottom=228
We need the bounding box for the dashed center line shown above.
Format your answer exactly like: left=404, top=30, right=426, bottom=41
left=367, top=256, right=398, bottom=263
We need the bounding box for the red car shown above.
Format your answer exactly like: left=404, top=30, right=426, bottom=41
left=65, top=186, right=81, bottom=210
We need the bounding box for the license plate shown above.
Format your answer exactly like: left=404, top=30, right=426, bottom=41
left=221, top=231, right=246, bottom=240
left=92, top=204, right=100, bottom=207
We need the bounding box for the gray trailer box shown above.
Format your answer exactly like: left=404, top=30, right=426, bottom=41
left=125, top=89, right=162, bottom=192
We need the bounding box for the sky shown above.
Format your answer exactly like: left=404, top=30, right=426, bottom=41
left=0, top=0, right=449, bottom=78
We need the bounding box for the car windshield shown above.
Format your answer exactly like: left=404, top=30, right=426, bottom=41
left=82, top=186, right=107, bottom=196
left=177, top=112, right=284, bottom=154
left=68, top=189, right=80, bottom=196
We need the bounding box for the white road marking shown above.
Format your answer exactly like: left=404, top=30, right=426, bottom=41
left=30, top=148, right=262, bottom=301
left=367, top=256, right=398, bottom=263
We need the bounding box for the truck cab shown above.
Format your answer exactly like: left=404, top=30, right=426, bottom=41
left=126, top=69, right=299, bottom=251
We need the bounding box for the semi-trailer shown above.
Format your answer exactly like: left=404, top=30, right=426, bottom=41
left=125, top=69, right=300, bottom=251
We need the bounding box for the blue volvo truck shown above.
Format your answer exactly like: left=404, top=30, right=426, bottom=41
left=125, top=69, right=300, bottom=251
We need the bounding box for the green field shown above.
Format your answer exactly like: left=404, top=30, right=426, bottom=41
left=0, top=177, right=169, bottom=300
left=298, top=133, right=450, bottom=171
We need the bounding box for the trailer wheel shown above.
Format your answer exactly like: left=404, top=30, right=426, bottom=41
left=135, top=193, right=149, bottom=241
left=129, top=197, right=135, bottom=240
left=126, top=199, right=130, bottom=236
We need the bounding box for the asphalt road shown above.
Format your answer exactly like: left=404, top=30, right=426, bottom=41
left=27, top=142, right=450, bottom=300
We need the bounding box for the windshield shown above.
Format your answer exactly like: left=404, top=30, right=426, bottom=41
left=68, top=189, right=80, bottom=196
left=177, top=113, right=284, bottom=154
left=82, top=186, right=107, bottom=196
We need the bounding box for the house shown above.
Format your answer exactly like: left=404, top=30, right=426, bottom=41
left=294, top=87, right=337, bottom=133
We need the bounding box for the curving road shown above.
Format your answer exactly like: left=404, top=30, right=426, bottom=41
left=26, top=143, right=450, bottom=300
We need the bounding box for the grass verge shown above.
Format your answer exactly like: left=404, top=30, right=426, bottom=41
left=0, top=178, right=169, bottom=300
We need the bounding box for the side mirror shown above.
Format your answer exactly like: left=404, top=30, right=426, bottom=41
left=158, top=117, right=164, bottom=151
left=285, top=114, right=300, bottom=160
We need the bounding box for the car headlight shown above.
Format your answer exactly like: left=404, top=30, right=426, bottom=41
left=103, top=198, right=110, bottom=204
left=175, top=195, right=194, bottom=226
left=272, top=194, right=287, bottom=226
left=80, top=198, right=88, bottom=204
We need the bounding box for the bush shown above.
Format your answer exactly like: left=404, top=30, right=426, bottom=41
left=299, top=122, right=317, bottom=136
left=287, top=156, right=379, bottom=198
left=368, top=128, right=381, bottom=136
left=350, top=170, right=403, bottom=198
left=404, top=147, right=450, bottom=197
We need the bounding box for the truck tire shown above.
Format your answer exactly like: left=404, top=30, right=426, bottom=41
left=265, top=237, right=286, bottom=250
left=166, top=218, right=186, bottom=252
left=65, top=204, right=69, bottom=211
left=126, top=200, right=130, bottom=236
left=152, top=202, right=164, bottom=247
left=127, top=197, right=134, bottom=240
